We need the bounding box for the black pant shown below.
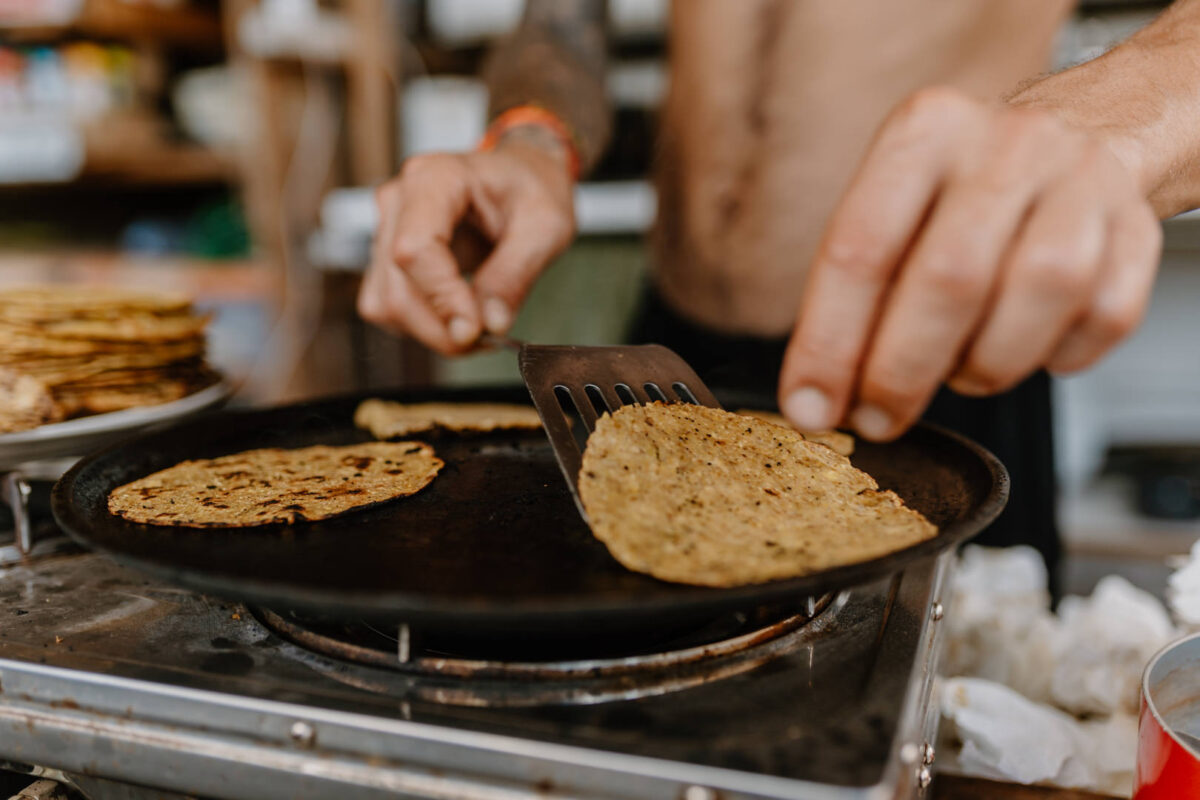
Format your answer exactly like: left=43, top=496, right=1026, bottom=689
left=627, top=287, right=1061, bottom=586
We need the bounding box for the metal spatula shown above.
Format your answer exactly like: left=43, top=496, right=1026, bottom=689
left=487, top=336, right=721, bottom=515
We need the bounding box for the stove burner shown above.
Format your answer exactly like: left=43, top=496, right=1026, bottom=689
left=256, top=595, right=841, bottom=707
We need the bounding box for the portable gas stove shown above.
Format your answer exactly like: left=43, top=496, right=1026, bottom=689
left=0, top=520, right=948, bottom=800
left=0, top=385, right=999, bottom=800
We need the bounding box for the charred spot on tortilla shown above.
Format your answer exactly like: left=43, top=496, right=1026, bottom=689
left=108, top=442, right=443, bottom=528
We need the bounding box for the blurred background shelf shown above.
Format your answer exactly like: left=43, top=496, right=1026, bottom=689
left=77, top=139, right=234, bottom=185
left=0, top=250, right=271, bottom=300
left=1, top=0, right=223, bottom=51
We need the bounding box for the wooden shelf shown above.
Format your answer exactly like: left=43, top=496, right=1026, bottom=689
left=81, top=139, right=236, bottom=186
left=3, top=0, right=223, bottom=51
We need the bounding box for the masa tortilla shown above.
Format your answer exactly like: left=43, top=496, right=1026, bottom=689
left=355, top=398, right=542, bottom=438
left=579, top=403, right=936, bottom=587
left=109, top=441, right=443, bottom=528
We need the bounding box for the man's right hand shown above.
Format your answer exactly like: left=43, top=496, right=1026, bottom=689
left=358, top=135, right=576, bottom=355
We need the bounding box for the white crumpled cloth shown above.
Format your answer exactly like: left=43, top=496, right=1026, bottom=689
left=941, top=545, right=1182, bottom=795
left=942, top=677, right=1138, bottom=795
left=1168, top=538, right=1200, bottom=630
left=945, top=545, right=1175, bottom=716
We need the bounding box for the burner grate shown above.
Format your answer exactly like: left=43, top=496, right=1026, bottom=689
left=255, top=595, right=840, bottom=707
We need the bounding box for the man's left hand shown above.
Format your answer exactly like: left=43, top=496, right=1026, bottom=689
left=778, top=86, right=1162, bottom=441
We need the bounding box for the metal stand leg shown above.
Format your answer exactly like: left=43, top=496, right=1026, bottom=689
left=1, top=474, right=33, bottom=555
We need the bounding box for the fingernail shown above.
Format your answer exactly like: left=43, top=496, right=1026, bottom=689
left=850, top=405, right=892, bottom=440
left=449, top=316, right=477, bottom=346
left=482, top=297, right=512, bottom=334
left=783, top=387, right=833, bottom=431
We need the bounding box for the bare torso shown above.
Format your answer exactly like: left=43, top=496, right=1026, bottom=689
left=654, top=0, right=1074, bottom=337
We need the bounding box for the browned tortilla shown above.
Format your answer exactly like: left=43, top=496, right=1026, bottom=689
left=108, top=441, right=443, bottom=528
left=579, top=403, right=935, bottom=587
left=0, top=286, right=217, bottom=427
left=0, top=285, right=191, bottom=318
left=0, top=368, right=62, bottom=434
left=355, top=398, right=542, bottom=438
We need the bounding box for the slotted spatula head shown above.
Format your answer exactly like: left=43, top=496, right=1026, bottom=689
left=518, top=343, right=721, bottom=517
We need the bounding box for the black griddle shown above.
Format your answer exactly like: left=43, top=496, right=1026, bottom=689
left=52, top=385, right=1007, bottom=634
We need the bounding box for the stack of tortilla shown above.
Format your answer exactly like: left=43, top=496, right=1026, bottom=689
left=0, top=286, right=218, bottom=433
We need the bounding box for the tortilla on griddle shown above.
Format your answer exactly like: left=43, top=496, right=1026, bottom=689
left=579, top=403, right=935, bottom=587
left=734, top=409, right=855, bottom=456
left=108, top=441, right=443, bottom=528
left=355, top=398, right=542, bottom=438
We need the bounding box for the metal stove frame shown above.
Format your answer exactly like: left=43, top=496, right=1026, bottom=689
left=0, top=552, right=949, bottom=800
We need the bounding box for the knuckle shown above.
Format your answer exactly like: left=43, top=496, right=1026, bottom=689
left=1002, top=106, right=1063, bottom=143
left=821, top=235, right=891, bottom=282
left=986, top=114, right=1052, bottom=167
left=790, top=335, right=858, bottom=383
left=358, top=296, right=406, bottom=336
left=919, top=252, right=989, bottom=301
left=1069, top=140, right=1116, bottom=178
left=390, top=234, right=428, bottom=266
left=897, top=86, right=971, bottom=125
left=1089, top=299, right=1140, bottom=342
left=962, top=161, right=1024, bottom=196
left=860, top=360, right=929, bottom=407
left=1024, top=246, right=1094, bottom=295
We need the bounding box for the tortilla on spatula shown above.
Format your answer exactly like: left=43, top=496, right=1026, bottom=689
left=109, top=441, right=443, bottom=528
left=579, top=403, right=935, bottom=587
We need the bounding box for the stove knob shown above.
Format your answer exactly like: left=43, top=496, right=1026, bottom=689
left=916, top=766, right=933, bottom=791
left=930, top=603, right=945, bottom=622
left=920, top=742, right=935, bottom=765
left=290, top=721, right=317, bottom=748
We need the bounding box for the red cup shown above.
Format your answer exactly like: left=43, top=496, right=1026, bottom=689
left=1136, top=632, right=1200, bottom=799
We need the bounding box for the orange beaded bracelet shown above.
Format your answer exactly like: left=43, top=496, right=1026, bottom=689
left=477, top=105, right=582, bottom=180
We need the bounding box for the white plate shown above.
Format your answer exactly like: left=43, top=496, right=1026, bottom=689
left=0, top=380, right=233, bottom=472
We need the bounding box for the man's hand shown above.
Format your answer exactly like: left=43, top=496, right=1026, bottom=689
left=358, top=135, right=576, bottom=355
left=778, top=86, right=1162, bottom=441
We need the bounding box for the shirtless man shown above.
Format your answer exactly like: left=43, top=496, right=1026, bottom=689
left=359, top=1, right=1195, bottom=573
